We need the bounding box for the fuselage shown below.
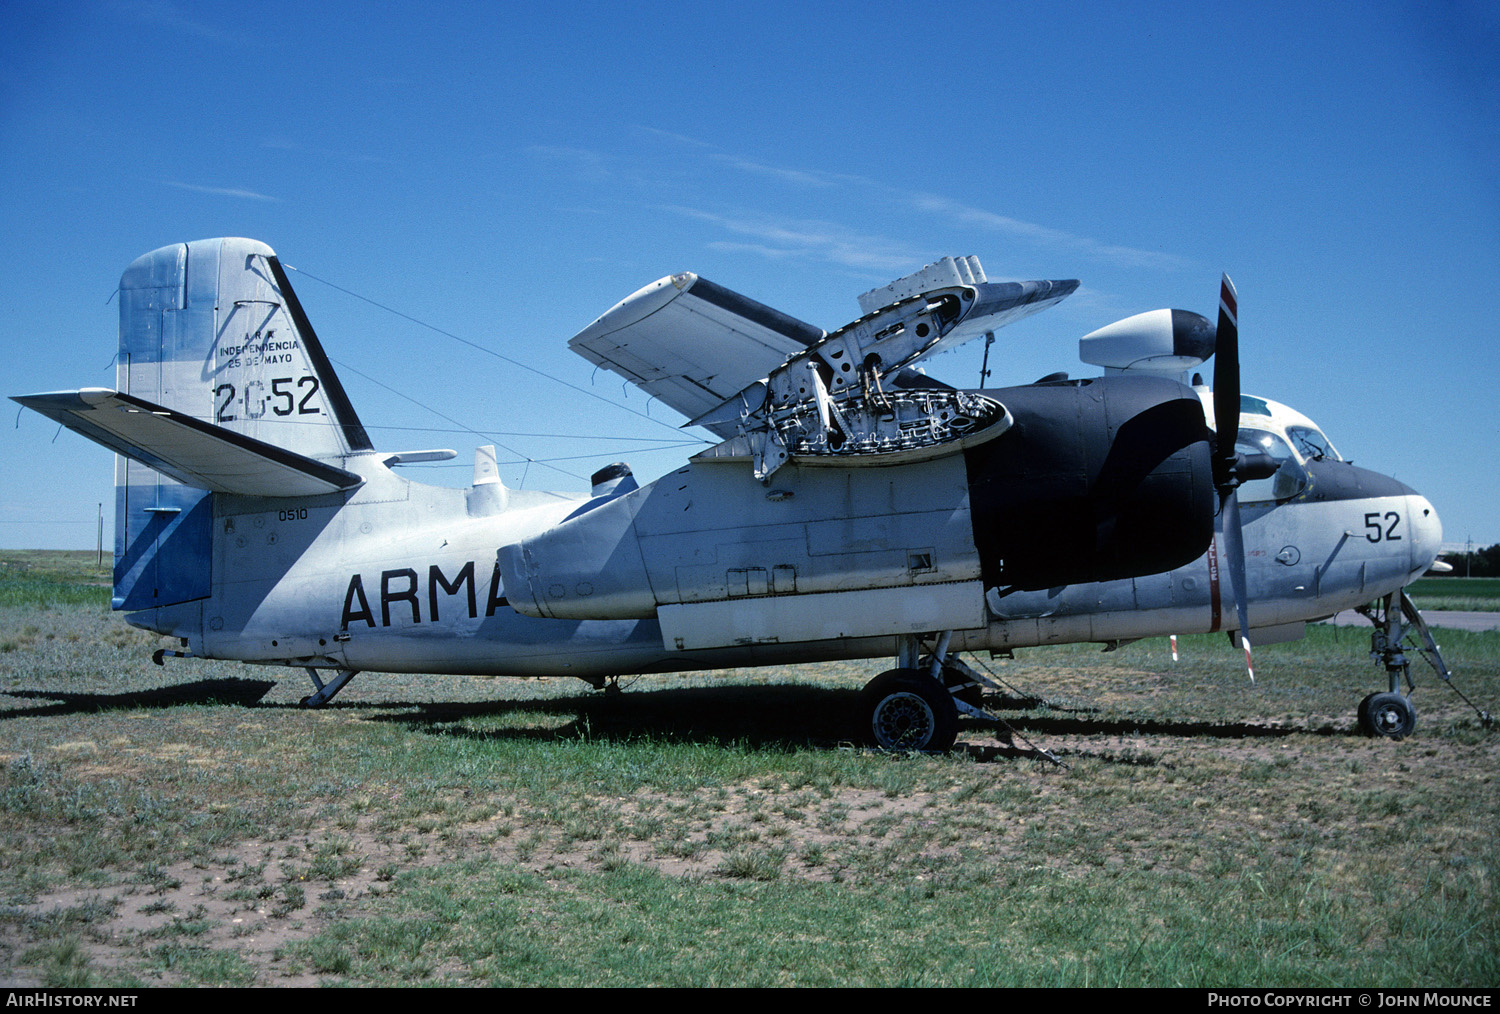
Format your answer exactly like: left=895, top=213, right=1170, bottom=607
left=126, top=386, right=1440, bottom=680
left=19, top=239, right=1438, bottom=694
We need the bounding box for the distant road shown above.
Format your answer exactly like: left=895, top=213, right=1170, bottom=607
left=1321, top=610, right=1500, bottom=633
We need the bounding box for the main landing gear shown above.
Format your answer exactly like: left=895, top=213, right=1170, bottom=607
left=1353, top=589, right=1490, bottom=739
left=861, top=668, right=959, bottom=751
left=859, top=633, right=1005, bottom=752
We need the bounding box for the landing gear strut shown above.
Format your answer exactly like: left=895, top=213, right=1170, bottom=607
left=1353, top=588, right=1490, bottom=739
left=300, top=667, right=360, bottom=708
left=1355, top=592, right=1423, bottom=739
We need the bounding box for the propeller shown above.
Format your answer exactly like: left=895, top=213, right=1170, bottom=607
left=1212, top=275, right=1241, bottom=494
left=1211, top=275, right=1276, bottom=682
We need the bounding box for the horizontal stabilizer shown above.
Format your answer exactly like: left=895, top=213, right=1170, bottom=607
left=13, top=388, right=363, bottom=497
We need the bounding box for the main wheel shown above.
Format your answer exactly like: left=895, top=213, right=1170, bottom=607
left=860, top=669, right=959, bottom=752
left=1358, top=691, right=1415, bottom=739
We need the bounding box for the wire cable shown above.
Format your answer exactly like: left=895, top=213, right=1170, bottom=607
left=329, top=357, right=586, bottom=482
left=284, top=264, right=712, bottom=444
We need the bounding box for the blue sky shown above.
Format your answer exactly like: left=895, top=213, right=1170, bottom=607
left=3, top=0, right=1497, bottom=552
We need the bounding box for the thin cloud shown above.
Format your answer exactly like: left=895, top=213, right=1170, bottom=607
left=705, top=241, right=804, bottom=260
left=911, top=193, right=1190, bottom=271
left=524, top=145, right=612, bottom=182
left=112, top=0, right=230, bottom=42
left=164, top=181, right=279, bottom=202
left=706, top=154, right=838, bottom=188
left=666, top=206, right=925, bottom=274
left=641, top=129, right=1188, bottom=273
left=632, top=126, right=722, bottom=151
left=260, top=138, right=397, bottom=167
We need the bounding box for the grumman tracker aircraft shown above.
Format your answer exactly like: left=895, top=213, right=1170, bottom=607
left=14, top=238, right=1454, bottom=751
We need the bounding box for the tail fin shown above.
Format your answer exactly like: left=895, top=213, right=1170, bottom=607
left=12, top=239, right=368, bottom=611
left=106, top=238, right=368, bottom=610
left=118, top=237, right=370, bottom=456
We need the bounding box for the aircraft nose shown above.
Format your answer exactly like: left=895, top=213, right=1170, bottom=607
left=1407, top=493, right=1443, bottom=581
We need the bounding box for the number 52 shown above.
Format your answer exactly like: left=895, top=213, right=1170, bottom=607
left=1364, top=511, right=1401, bottom=543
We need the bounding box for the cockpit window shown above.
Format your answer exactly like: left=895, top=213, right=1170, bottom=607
left=1286, top=425, right=1341, bottom=462
left=1239, top=395, right=1274, bottom=417
left=1234, top=428, right=1308, bottom=503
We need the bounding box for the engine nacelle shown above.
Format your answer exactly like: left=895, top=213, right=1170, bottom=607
left=498, top=374, right=1216, bottom=635
left=966, top=375, right=1215, bottom=590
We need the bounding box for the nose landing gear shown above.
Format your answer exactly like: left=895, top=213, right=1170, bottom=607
left=1356, top=592, right=1425, bottom=739
left=1355, top=589, right=1489, bottom=739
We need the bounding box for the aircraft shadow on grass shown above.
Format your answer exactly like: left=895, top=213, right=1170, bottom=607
left=0, top=678, right=278, bottom=719
left=361, top=683, right=1319, bottom=761
left=1, top=679, right=1321, bottom=765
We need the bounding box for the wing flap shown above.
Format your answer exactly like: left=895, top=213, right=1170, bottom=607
left=13, top=389, right=363, bottom=497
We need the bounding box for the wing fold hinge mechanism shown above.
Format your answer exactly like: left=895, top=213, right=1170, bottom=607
left=690, top=257, right=1077, bottom=481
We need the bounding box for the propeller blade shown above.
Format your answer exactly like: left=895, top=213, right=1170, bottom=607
left=1221, top=488, right=1255, bottom=683
left=1212, top=274, right=1240, bottom=495
left=1210, top=273, right=1253, bottom=681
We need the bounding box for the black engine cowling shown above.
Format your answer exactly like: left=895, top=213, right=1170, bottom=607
left=965, top=375, right=1214, bottom=590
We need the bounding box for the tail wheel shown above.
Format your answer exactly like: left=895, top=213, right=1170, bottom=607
left=860, top=669, right=959, bottom=752
left=1358, top=691, right=1416, bottom=740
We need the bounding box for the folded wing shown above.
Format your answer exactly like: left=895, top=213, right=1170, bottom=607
left=570, top=257, right=1078, bottom=480
left=568, top=273, right=825, bottom=436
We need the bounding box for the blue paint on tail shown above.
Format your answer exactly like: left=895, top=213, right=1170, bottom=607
left=111, top=238, right=368, bottom=611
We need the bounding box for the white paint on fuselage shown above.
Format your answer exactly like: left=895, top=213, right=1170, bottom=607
left=127, top=399, right=1441, bottom=681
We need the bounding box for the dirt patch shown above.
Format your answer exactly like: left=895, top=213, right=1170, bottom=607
left=2, top=781, right=965, bottom=984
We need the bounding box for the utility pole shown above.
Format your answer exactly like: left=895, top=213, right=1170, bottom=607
left=97, top=503, right=103, bottom=568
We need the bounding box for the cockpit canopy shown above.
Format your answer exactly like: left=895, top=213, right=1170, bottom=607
left=1286, top=424, right=1340, bottom=463
left=1217, top=393, right=1342, bottom=504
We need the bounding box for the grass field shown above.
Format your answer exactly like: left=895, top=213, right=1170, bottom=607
left=1, top=552, right=1496, bottom=987
left=1407, top=577, right=1500, bottom=612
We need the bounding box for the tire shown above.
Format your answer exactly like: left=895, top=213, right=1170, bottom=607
left=1358, top=691, right=1415, bottom=740
left=860, top=669, right=959, bottom=752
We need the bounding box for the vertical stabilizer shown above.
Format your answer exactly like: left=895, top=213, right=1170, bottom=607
left=118, top=238, right=370, bottom=457
left=468, top=444, right=509, bottom=515
left=113, top=238, right=370, bottom=611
